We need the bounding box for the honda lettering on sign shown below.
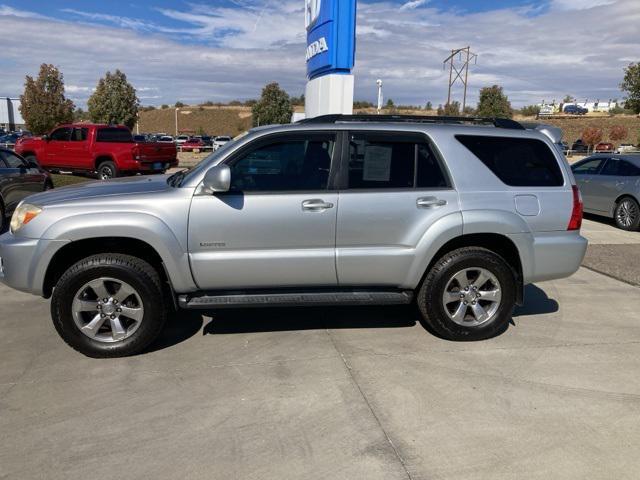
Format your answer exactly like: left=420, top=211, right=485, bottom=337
left=305, top=0, right=357, bottom=80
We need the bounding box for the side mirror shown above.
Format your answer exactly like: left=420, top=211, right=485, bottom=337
left=202, top=164, right=231, bottom=193
left=42, top=134, right=49, bottom=142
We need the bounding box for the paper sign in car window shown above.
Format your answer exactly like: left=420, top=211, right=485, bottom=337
left=363, top=145, right=392, bottom=181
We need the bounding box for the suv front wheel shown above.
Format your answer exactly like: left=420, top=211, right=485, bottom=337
left=51, top=254, right=167, bottom=357
left=418, top=247, right=516, bottom=340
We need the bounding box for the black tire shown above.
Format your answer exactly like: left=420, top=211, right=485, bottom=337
left=614, top=197, right=640, bottom=231
left=51, top=254, right=167, bottom=358
left=97, top=160, right=118, bottom=180
left=44, top=179, right=54, bottom=190
left=417, top=247, right=516, bottom=341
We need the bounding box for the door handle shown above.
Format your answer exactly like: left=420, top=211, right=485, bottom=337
left=302, top=199, right=334, bottom=211
left=417, top=196, right=447, bottom=208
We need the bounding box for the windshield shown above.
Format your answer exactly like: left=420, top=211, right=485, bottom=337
left=170, top=131, right=248, bottom=187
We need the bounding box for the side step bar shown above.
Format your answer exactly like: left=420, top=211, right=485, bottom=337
left=178, top=290, right=413, bottom=309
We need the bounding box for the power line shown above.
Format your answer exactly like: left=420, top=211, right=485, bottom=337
left=443, top=46, right=477, bottom=112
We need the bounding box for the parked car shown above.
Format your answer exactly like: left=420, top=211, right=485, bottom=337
left=0, top=114, right=587, bottom=357
left=14, top=124, right=178, bottom=179
left=132, top=134, right=148, bottom=142
left=0, top=133, right=22, bottom=146
left=157, top=135, right=175, bottom=143
left=594, top=142, right=614, bottom=152
left=175, top=135, right=190, bottom=145
left=180, top=138, right=206, bottom=152
left=200, top=135, right=213, bottom=146
left=571, top=154, right=640, bottom=230
left=563, top=105, right=588, bottom=115
left=571, top=139, right=590, bottom=153
left=0, top=148, right=53, bottom=231
left=617, top=144, right=639, bottom=154
left=213, top=135, right=232, bottom=150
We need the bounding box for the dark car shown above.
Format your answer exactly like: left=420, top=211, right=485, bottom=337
left=0, top=148, right=53, bottom=231
left=571, top=139, right=590, bottom=153
left=0, top=133, right=22, bottom=146
left=563, top=105, right=588, bottom=115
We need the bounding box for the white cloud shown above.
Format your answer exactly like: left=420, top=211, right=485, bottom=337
left=0, top=5, right=45, bottom=18
left=0, top=0, right=638, bottom=108
left=400, top=0, right=428, bottom=10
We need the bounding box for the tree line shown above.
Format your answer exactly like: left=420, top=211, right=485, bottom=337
left=20, top=64, right=140, bottom=135
left=18, top=62, right=640, bottom=135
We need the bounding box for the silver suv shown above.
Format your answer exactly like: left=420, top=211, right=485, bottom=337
left=0, top=115, right=587, bottom=357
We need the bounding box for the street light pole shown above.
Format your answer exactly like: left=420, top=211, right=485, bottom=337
left=376, top=79, right=383, bottom=114
left=175, top=107, right=179, bottom=136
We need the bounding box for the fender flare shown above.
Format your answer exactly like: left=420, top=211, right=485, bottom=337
left=38, top=212, right=197, bottom=293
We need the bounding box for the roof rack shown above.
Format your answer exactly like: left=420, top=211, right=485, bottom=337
left=297, top=114, right=525, bottom=130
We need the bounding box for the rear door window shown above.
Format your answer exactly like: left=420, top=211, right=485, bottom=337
left=347, top=133, right=449, bottom=189
left=96, top=128, right=133, bottom=143
left=456, top=135, right=564, bottom=186
left=70, top=127, right=88, bottom=142
left=618, top=160, right=640, bottom=177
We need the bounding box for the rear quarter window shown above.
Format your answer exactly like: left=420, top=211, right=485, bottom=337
left=456, top=135, right=564, bottom=187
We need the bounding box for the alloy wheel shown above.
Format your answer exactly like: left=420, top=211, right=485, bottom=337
left=616, top=199, right=638, bottom=228
left=71, top=277, right=144, bottom=343
left=442, top=267, right=502, bottom=327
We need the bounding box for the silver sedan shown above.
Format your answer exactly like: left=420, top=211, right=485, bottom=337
left=571, top=154, right=640, bottom=231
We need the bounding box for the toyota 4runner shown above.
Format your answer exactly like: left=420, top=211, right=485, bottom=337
left=0, top=115, right=587, bottom=357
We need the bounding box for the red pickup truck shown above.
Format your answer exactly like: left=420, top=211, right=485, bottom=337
left=15, top=124, right=178, bottom=179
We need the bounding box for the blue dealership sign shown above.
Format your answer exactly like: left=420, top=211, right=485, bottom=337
left=305, top=0, right=357, bottom=80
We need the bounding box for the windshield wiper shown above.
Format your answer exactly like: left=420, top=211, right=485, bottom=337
left=167, top=169, right=187, bottom=187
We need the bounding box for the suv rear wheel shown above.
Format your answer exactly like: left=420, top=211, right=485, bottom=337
left=418, top=247, right=516, bottom=340
left=51, top=254, right=167, bottom=357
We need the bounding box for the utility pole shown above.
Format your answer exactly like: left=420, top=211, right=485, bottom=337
left=376, top=79, right=383, bottom=114
left=443, top=46, right=477, bottom=112
left=175, top=107, right=179, bottom=136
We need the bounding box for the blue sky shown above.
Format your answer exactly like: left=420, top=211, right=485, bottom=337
left=0, top=0, right=637, bottom=107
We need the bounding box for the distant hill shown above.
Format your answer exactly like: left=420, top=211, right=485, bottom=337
left=139, top=104, right=639, bottom=145
left=527, top=115, right=640, bottom=144
left=138, top=105, right=253, bottom=136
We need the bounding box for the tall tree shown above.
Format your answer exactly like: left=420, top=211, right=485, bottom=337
left=582, top=127, right=603, bottom=152
left=476, top=85, right=512, bottom=118
left=87, top=70, right=139, bottom=129
left=251, top=82, right=293, bottom=126
left=609, top=125, right=629, bottom=145
left=19, top=64, right=74, bottom=135
left=620, top=63, right=640, bottom=114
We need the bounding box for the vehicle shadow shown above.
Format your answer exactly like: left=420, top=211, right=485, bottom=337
left=144, top=284, right=559, bottom=351
left=583, top=212, right=615, bottom=227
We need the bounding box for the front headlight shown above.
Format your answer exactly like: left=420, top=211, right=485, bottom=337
left=10, top=203, right=42, bottom=234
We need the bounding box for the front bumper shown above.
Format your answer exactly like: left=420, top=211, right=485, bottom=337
left=0, top=232, right=69, bottom=296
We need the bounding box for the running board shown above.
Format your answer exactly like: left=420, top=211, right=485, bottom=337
left=178, top=290, right=413, bottom=309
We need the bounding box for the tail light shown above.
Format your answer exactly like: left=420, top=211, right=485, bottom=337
left=132, top=145, right=141, bottom=161
left=568, top=185, right=583, bottom=231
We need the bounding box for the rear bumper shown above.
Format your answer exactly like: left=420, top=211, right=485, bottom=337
left=0, top=232, right=69, bottom=296
left=134, top=159, right=179, bottom=172
left=508, top=231, right=588, bottom=284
